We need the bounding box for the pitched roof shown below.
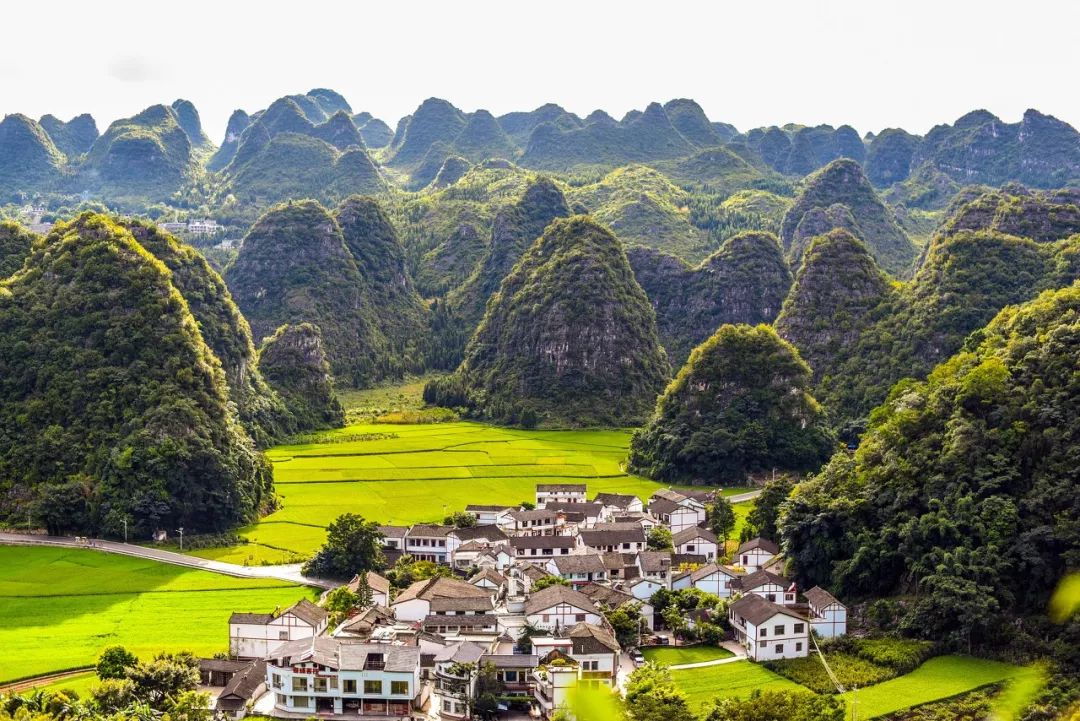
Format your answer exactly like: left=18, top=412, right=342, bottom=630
left=229, top=612, right=274, bottom=625
left=269, top=638, right=420, bottom=672
left=518, top=562, right=552, bottom=580
left=804, top=586, right=844, bottom=610
left=647, top=498, right=681, bottom=515
left=578, top=524, right=646, bottom=547
left=219, top=660, right=266, bottom=701
left=430, top=595, right=495, bottom=613
left=537, top=484, right=587, bottom=492
left=466, top=504, right=513, bottom=513
left=636, top=551, right=672, bottom=573
left=408, top=524, right=453, bottom=538
left=565, top=622, right=620, bottom=653
left=509, top=509, right=559, bottom=522
left=424, top=614, right=501, bottom=630
left=551, top=554, right=606, bottom=574
left=340, top=605, right=394, bottom=634
left=651, top=488, right=689, bottom=503
left=737, top=537, right=780, bottom=555
left=283, top=598, right=328, bottom=626
left=672, top=526, right=718, bottom=545
left=578, top=583, right=638, bottom=609
left=592, top=493, right=639, bottom=509
left=378, top=524, right=409, bottom=539
left=450, top=525, right=509, bottom=542
left=510, top=535, right=577, bottom=549
left=544, top=501, right=603, bottom=516
left=730, top=594, right=806, bottom=626
left=433, top=641, right=487, bottom=663
left=729, top=569, right=792, bottom=592
left=393, top=576, right=492, bottom=604
left=347, top=571, right=391, bottom=597
left=524, top=584, right=600, bottom=616
left=688, top=562, right=739, bottom=583
left=468, top=568, right=506, bottom=587
left=481, top=654, right=539, bottom=668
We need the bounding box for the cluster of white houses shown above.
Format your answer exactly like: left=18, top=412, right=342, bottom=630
left=211, top=484, right=845, bottom=719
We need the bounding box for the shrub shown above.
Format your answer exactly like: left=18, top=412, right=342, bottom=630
left=852, top=637, right=936, bottom=674
left=765, top=652, right=895, bottom=694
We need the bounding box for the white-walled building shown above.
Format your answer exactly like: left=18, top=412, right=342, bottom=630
left=403, top=524, right=453, bottom=563
left=683, top=562, right=740, bottom=598
left=736, top=537, right=780, bottom=572
left=577, top=523, right=647, bottom=554
left=524, top=584, right=603, bottom=632
left=805, top=586, right=848, bottom=638
left=510, top=534, right=577, bottom=560
left=504, top=509, right=561, bottom=536
left=229, top=599, right=328, bottom=659
left=731, top=570, right=797, bottom=606
left=592, top=493, right=644, bottom=519
left=672, top=527, right=719, bottom=561
left=647, top=497, right=702, bottom=534
left=265, top=638, right=420, bottom=717
left=345, top=572, right=391, bottom=608
left=728, top=595, right=809, bottom=661
left=546, top=554, right=608, bottom=587
left=536, top=484, right=587, bottom=506
left=391, top=576, right=494, bottom=622
left=465, top=504, right=514, bottom=526
left=624, top=577, right=664, bottom=602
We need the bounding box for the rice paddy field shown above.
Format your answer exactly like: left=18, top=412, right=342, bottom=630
left=642, top=645, right=735, bottom=665
left=0, top=546, right=317, bottom=683
left=190, top=421, right=751, bottom=565
left=669, top=655, right=1029, bottom=718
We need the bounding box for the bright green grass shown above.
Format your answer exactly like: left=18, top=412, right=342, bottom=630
left=34, top=672, right=98, bottom=696
left=190, top=421, right=750, bottom=564
left=642, top=645, right=735, bottom=665
left=670, top=660, right=806, bottom=713
left=0, top=546, right=317, bottom=683
left=841, top=656, right=1031, bottom=719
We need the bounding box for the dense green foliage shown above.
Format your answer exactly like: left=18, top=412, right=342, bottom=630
left=258, top=323, right=345, bottom=432
left=702, top=689, right=845, bottom=721
left=38, top=113, right=99, bottom=158
left=941, top=186, right=1080, bottom=242
left=781, top=283, right=1080, bottom=649
left=624, top=664, right=693, bottom=721
left=765, top=653, right=896, bottom=694
left=865, top=129, right=919, bottom=187
left=0, top=214, right=271, bottom=535
left=0, top=114, right=66, bottom=197
left=628, top=231, right=792, bottom=366
left=427, top=216, right=669, bottom=426
left=781, top=159, right=917, bottom=276
left=302, top=513, right=386, bottom=580
left=119, top=218, right=290, bottom=446
left=0, top=221, right=35, bottom=277
left=629, top=324, right=835, bottom=483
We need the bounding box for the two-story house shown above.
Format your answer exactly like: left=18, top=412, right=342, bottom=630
left=404, top=524, right=453, bottom=563
left=465, top=504, right=514, bottom=526
left=229, top=599, right=328, bottom=659
left=510, top=534, right=577, bottom=560
left=578, top=523, right=647, bottom=554
left=523, top=585, right=603, bottom=632
left=391, top=577, right=494, bottom=622
left=728, top=595, right=809, bottom=661
left=546, top=554, right=608, bottom=587
left=730, top=570, right=797, bottom=606
left=736, top=537, right=780, bottom=572
left=345, top=571, right=392, bottom=608
left=672, top=527, right=719, bottom=561
left=536, top=484, right=587, bottom=507
left=265, top=638, right=421, bottom=716
left=672, top=562, right=739, bottom=598
left=592, top=493, right=644, bottom=520
left=805, top=586, right=847, bottom=638
left=504, top=509, right=561, bottom=536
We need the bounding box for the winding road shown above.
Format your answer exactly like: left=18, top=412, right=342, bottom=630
left=0, top=532, right=335, bottom=589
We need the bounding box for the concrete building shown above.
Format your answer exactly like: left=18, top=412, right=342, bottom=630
left=229, top=599, right=328, bottom=659
left=728, top=595, right=809, bottom=661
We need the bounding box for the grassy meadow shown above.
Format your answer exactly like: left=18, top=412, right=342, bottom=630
left=0, top=546, right=317, bottom=683
left=642, top=645, right=735, bottom=665
left=191, top=419, right=751, bottom=564
left=670, top=660, right=806, bottom=712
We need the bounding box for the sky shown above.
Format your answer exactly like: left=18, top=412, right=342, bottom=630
left=0, top=0, right=1075, bottom=142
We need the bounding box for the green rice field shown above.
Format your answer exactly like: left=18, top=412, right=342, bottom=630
left=670, top=660, right=805, bottom=712
left=0, top=546, right=317, bottom=683
left=191, top=421, right=750, bottom=564
left=642, top=645, right=735, bottom=665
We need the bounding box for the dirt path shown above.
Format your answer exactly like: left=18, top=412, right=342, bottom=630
left=0, top=532, right=335, bottom=589
left=0, top=668, right=93, bottom=694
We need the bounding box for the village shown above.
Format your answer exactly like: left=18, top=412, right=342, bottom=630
left=202, top=483, right=847, bottom=721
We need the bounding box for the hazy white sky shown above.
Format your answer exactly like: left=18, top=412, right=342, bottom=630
left=1, top=0, right=1075, bottom=142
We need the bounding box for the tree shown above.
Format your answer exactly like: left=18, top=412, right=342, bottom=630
left=97, top=645, right=138, bottom=680
left=624, top=663, right=691, bottom=721
left=708, top=498, right=737, bottom=547
left=647, top=527, right=673, bottom=551
left=532, top=575, right=570, bottom=592
left=386, top=554, right=451, bottom=588
left=744, top=475, right=795, bottom=542
left=444, top=511, right=477, bottom=528
left=126, top=652, right=199, bottom=709
left=166, top=691, right=213, bottom=721
left=353, top=574, right=374, bottom=608
left=604, top=603, right=645, bottom=648
left=324, top=586, right=359, bottom=626
left=302, top=513, right=385, bottom=580
left=472, top=662, right=504, bottom=720
left=703, top=689, right=844, bottom=721
left=661, top=606, right=688, bottom=642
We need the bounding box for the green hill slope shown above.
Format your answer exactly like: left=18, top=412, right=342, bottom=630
left=258, top=323, right=345, bottom=431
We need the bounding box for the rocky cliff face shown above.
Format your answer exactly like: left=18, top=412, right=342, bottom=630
left=427, top=215, right=669, bottom=426
left=258, top=323, right=345, bottom=432
left=628, top=230, right=793, bottom=366
left=781, top=159, right=917, bottom=277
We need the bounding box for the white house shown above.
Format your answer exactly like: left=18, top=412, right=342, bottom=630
left=624, top=577, right=664, bottom=602
left=635, top=551, right=674, bottom=585
left=229, top=599, right=328, bottom=659
left=577, top=523, right=647, bottom=554
left=592, top=493, right=644, bottom=519
left=731, top=570, right=797, bottom=606
left=187, top=218, right=222, bottom=235
left=647, top=497, right=701, bottom=535
left=805, top=586, right=848, bottom=638
left=672, top=527, right=719, bottom=561
left=391, top=576, right=493, bottom=622
left=265, top=638, right=421, bottom=717
left=536, top=484, right=587, bottom=507
left=465, top=504, right=514, bottom=526
left=524, top=585, right=603, bottom=632
left=377, top=525, right=407, bottom=554
left=345, top=571, right=391, bottom=607
left=565, top=623, right=620, bottom=686
left=728, top=595, right=809, bottom=661
left=404, top=524, right=452, bottom=563
left=546, top=554, right=608, bottom=587
left=510, top=534, right=577, bottom=559
left=685, top=562, right=740, bottom=598
left=432, top=642, right=486, bottom=719
left=579, top=583, right=655, bottom=631
left=468, top=567, right=506, bottom=590
left=736, top=537, right=780, bottom=573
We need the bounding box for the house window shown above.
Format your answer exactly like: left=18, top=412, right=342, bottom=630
left=292, top=678, right=308, bottom=692
left=272, top=673, right=282, bottom=689
left=344, top=679, right=356, bottom=693
left=774, top=624, right=784, bottom=635
left=542, top=614, right=550, bottom=623
left=767, top=594, right=777, bottom=602
left=314, top=678, right=327, bottom=692
left=561, top=548, right=569, bottom=555
left=279, top=630, right=289, bottom=640
left=576, top=614, right=586, bottom=622
left=542, top=549, right=553, bottom=556
left=364, top=680, right=382, bottom=694
left=796, top=642, right=803, bottom=652
left=442, top=700, right=452, bottom=713
left=504, top=671, right=518, bottom=682
left=794, top=623, right=805, bottom=633
left=391, top=681, right=409, bottom=695
left=275, top=693, right=286, bottom=705
left=293, top=697, right=312, bottom=708
left=759, top=641, right=766, bottom=648
left=760, top=628, right=767, bottom=637
left=742, top=555, right=748, bottom=565
left=686, top=545, right=695, bottom=552
left=775, top=644, right=784, bottom=654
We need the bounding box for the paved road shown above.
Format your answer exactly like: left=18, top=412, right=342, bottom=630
left=728, top=489, right=763, bottom=504
left=0, top=532, right=335, bottom=589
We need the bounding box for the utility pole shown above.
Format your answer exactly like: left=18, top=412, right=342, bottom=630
left=177, top=527, right=185, bottom=552
left=122, top=517, right=128, bottom=544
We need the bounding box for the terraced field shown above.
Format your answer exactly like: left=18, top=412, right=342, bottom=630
left=192, top=421, right=749, bottom=564
left=0, top=546, right=317, bottom=683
